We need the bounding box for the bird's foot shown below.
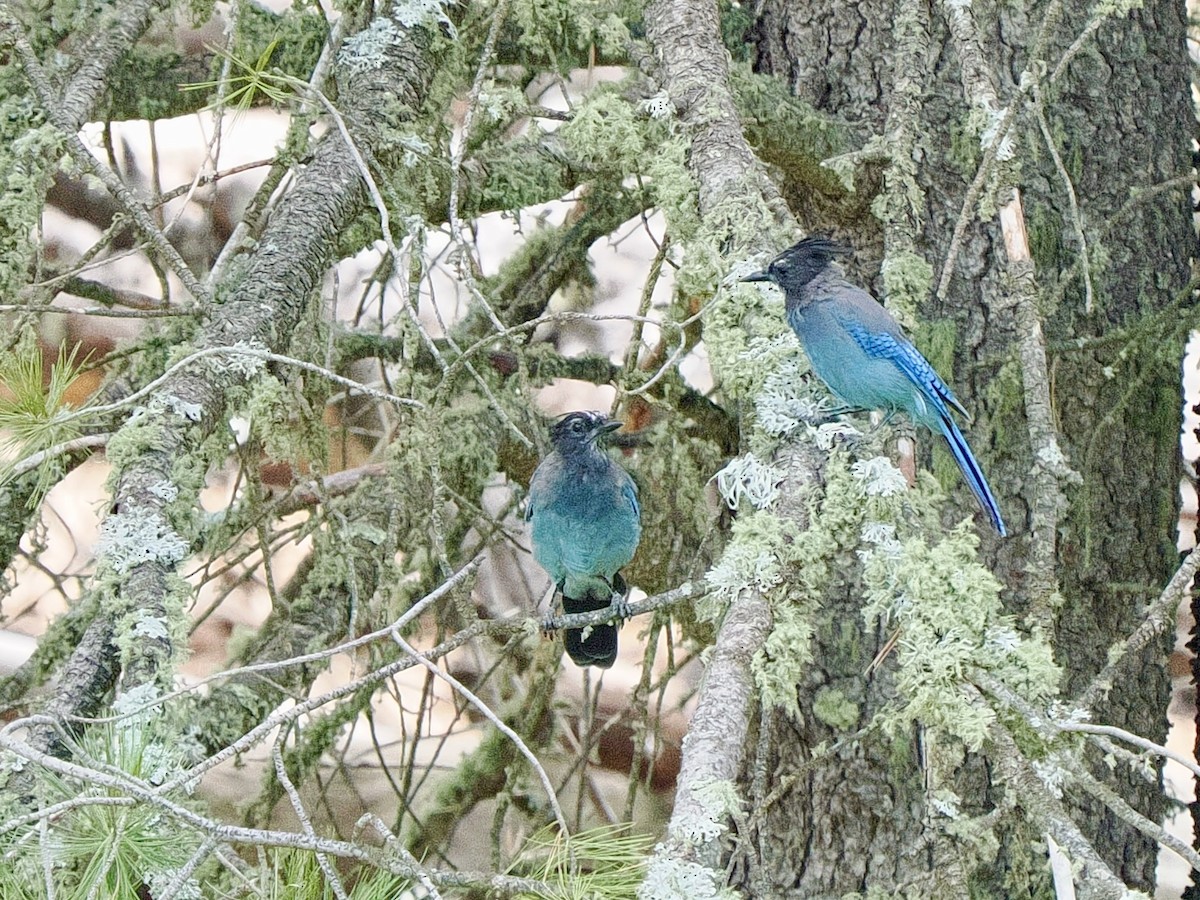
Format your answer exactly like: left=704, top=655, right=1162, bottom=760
left=608, top=593, right=633, bottom=622
left=811, top=403, right=865, bottom=422
left=541, top=584, right=563, bottom=637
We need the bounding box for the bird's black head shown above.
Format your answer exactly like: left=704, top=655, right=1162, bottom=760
left=549, top=410, right=621, bottom=454
left=741, top=236, right=851, bottom=292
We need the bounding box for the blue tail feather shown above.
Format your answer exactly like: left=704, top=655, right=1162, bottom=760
left=938, top=414, right=1007, bottom=536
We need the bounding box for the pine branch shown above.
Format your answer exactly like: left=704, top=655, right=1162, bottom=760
left=18, top=13, right=439, bottom=768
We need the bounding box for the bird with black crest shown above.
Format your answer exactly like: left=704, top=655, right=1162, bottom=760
left=526, top=410, right=642, bottom=667
left=742, top=237, right=1006, bottom=536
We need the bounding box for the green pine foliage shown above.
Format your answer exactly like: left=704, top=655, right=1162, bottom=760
left=0, top=338, right=92, bottom=505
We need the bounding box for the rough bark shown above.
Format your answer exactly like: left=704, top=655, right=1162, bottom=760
left=747, top=0, right=1194, bottom=893
left=640, top=0, right=792, bottom=881
left=20, top=14, right=437, bottom=754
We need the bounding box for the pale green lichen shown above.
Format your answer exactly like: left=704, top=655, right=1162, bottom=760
left=340, top=19, right=405, bottom=75
left=679, top=778, right=741, bottom=843
left=560, top=89, right=648, bottom=175
left=851, top=456, right=909, bottom=497
left=476, top=83, right=526, bottom=123
left=713, top=453, right=781, bottom=511
left=813, top=686, right=859, bottom=730
left=110, top=571, right=193, bottom=677
left=703, top=511, right=790, bottom=616
left=871, top=166, right=926, bottom=247
left=706, top=292, right=794, bottom=410
left=879, top=250, right=933, bottom=332
left=748, top=454, right=872, bottom=715
left=102, top=409, right=168, bottom=474
left=0, top=106, right=61, bottom=304
left=131, top=609, right=172, bottom=642
left=751, top=336, right=824, bottom=439
left=508, top=0, right=629, bottom=61
left=95, top=506, right=189, bottom=574
left=1095, top=0, right=1143, bottom=17
left=163, top=394, right=203, bottom=422
left=640, top=851, right=737, bottom=900
left=244, top=373, right=327, bottom=473
left=392, top=0, right=456, bottom=35
left=645, top=137, right=703, bottom=244
left=861, top=524, right=1061, bottom=750
left=640, top=90, right=673, bottom=121
left=146, top=480, right=180, bottom=502
left=111, top=682, right=163, bottom=721
left=753, top=596, right=816, bottom=713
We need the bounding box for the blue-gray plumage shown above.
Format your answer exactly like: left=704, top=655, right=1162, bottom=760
left=526, top=411, right=641, bottom=667
left=742, top=237, right=1007, bottom=536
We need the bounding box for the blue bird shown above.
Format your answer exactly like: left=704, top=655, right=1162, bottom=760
left=742, top=237, right=1006, bottom=536
left=526, top=411, right=642, bottom=667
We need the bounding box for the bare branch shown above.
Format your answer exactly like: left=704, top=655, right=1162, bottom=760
left=1, top=9, right=212, bottom=306
left=1078, top=548, right=1200, bottom=709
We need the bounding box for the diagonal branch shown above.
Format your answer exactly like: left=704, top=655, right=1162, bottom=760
left=19, top=13, right=438, bottom=761
left=640, top=0, right=796, bottom=887
left=2, top=11, right=211, bottom=305
left=54, top=0, right=171, bottom=129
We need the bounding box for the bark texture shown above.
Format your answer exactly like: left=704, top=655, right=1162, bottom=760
left=22, top=15, right=437, bottom=751
left=745, top=0, right=1194, bottom=894
left=641, top=0, right=787, bottom=874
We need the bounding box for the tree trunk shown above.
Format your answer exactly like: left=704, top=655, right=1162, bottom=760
left=745, top=0, right=1194, bottom=894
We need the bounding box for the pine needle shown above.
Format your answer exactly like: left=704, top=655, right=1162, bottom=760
left=508, top=823, right=653, bottom=899
left=0, top=340, right=92, bottom=504
left=179, top=39, right=293, bottom=115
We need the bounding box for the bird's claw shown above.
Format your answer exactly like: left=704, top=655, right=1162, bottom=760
left=609, top=593, right=633, bottom=622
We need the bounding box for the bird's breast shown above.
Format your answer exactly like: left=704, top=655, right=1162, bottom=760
left=787, top=307, right=920, bottom=414
left=528, top=462, right=639, bottom=579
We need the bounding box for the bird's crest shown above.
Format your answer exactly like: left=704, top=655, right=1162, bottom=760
left=769, top=236, right=851, bottom=273
left=742, top=236, right=853, bottom=291
left=549, top=410, right=619, bottom=448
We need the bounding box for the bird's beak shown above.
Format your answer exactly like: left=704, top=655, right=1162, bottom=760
left=740, top=269, right=772, bottom=283
left=587, top=418, right=623, bottom=445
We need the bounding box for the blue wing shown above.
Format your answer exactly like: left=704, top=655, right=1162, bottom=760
left=842, top=321, right=1006, bottom=536
left=622, top=473, right=640, bottom=522
left=842, top=323, right=969, bottom=420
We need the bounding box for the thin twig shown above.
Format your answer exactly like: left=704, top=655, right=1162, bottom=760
left=1032, top=84, right=1093, bottom=311
left=0, top=727, right=559, bottom=895
left=7, top=434, right=111, bottom=479
left=1056, top=721, right=1200, bottom=781
left=52, top=345, right=423, bottom=431
left=156, top=836, right=218, bottom=900
left=1068, top=765, right=1200, bottom=873
left=1077, top=549, right=1200, bottom=709
left=0, top=304, right=189, bottom=319
left=0, top=11, right=211, bottom=306
left=273, top=733, right=349, bottom=900
left=354, top=814, right=444, bottom=900
left=304, top=79, right=530, bottom=448
left=391, top=631, right=570, bottom=836
left=117, top=559, right=481, bottom=737
left=38, top=814, right=54, bottom=900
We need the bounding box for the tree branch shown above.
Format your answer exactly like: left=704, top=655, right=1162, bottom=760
left=640, top=0, right=797, bottom=888
left=22, top=12, right=437, bottom=759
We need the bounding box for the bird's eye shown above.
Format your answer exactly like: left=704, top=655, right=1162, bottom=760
left=571, top=419, right=584, bottom=432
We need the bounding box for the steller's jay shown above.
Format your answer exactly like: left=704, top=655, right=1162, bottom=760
left=526, top=411, right=642, bottom=667
left=742, top=237, right=1006, bottom=536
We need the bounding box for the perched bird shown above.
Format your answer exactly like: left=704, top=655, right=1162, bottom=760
left=742, top=237, right=1006, bottom=536
left=526, top=411, right=642, bottom=667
